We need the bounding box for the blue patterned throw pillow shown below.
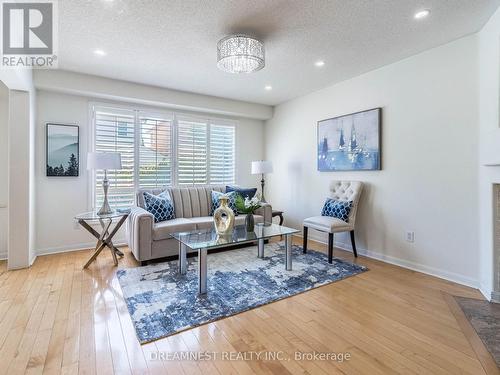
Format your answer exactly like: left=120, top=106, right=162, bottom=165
left=143, top=191, right=175, bottom=223
left=210, top=191, right=238, bottom=216
left=321, top=199, right=353, bottom=222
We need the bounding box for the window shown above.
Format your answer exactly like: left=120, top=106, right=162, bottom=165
left=209, top=124, right=235, bottom=184
left=94, top=108, right=135, bottom=209
left=177, top=117, right=208, bottom=185
left=91, top=105, right=236, bottom=209
left=138, top=114, right=173, bottom=189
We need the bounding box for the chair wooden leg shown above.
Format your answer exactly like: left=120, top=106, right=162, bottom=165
left=328, top=233, right=333, bottom=263
left=303, top=226, right=308, bottom=253
left=350, top=230, right=358, bottom=258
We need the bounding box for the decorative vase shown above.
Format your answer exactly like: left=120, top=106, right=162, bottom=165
left=245, top=213, right=255, bottom=232
left=213, top=196, right=235, bottom=235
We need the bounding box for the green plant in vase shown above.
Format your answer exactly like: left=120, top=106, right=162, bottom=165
left=235, top=194, right=261, bottom=232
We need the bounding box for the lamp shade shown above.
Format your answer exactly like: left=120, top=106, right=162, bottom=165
left=87, top=152, right=122, bottom=170
left=251, top=160, right=273, bottom=174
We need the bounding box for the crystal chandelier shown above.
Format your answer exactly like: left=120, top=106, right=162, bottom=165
left=217, top=35, right=265, bottom=74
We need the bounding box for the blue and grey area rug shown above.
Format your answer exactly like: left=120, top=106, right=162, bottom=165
left=117, top=242, right=367, bottom=344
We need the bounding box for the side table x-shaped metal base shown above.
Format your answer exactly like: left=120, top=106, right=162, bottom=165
left=79, top=214, right=128, bottom=269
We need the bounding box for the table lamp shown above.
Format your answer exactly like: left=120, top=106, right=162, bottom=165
left=87, top=152, right=122, bottom=215
left=251, top=160, right=273, bottom=202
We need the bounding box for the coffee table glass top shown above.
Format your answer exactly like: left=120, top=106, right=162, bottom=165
left=172, top=223, right=299, bottom=250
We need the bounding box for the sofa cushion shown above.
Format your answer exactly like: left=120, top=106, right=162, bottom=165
left=225, top=186, right=257, bottom=199
left=234, top=214, right=264, bottom=226
left=188, top=215, right=265, bottom=231
left=152, top=218, right=195, bottom=241
left=188, top=216, right=215, bottom=230
left=137, top=186, right=225, bottom=218
left=143, top=191, right=175, bottom=223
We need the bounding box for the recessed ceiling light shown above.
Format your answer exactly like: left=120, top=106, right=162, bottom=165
left=264, top=85, right=272, bottom=91
left=315, top=60, right=325, bottom=67
left=414, top=9, right=430, bottom=19
left=93, top=49, right=106, bottom=56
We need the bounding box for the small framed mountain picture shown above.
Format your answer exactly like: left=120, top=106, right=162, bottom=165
left=317, top=108, right=381, bottom=171
left=46, top=123, right=79, bottom=177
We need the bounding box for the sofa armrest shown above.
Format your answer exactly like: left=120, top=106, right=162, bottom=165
left=126, top=206, right=154, bottom=262
left=255, top=202, right=272, bottom=224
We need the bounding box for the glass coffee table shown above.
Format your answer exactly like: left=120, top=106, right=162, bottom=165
left=172, top=223, right=299, bottom=294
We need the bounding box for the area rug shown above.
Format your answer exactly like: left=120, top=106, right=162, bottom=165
left=455, top=296, right=500, bottom=367
left=117, top=242, right=368, bottom=344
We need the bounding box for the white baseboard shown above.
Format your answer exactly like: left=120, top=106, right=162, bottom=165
left=32, top=233, right=481, bottom=292
left=0, top=251, right=7, bottom=260
left=296, top=233, right=479, bottom=290
left=343, top=242, right=478, bottom=289
left=479, top=281, right=493, bottom=301
left=491, top=291, right=500, bottom=303
left=37, top=239, right=127, bottom=257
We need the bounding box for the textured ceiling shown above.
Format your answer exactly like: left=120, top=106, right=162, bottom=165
left=58, top=0, right=500, bottom=106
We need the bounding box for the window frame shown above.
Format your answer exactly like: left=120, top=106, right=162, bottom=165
left=88, top=102, right=238, bottom=210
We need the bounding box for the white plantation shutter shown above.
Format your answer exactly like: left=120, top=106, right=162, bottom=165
left=177, top=118, right=208, bottom=185
left=138, top=113, right=173, bottom=189
left=94, top=107, right=135, bottom=209
left=92, top=106, right=236, bottom=209
left=209, top=123, right=235, bottom=184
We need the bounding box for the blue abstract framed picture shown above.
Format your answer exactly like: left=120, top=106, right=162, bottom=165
left=318, top=108, right=381, bottom=171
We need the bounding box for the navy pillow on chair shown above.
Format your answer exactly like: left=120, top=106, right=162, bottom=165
left=143, top=191, right=175, bottom=223
left=225, top=186, right=257, bottom=199
left=321, top=198, right=353, bottom=222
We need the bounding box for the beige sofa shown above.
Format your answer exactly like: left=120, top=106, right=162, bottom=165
left=125, top=186, right=272, bottom=264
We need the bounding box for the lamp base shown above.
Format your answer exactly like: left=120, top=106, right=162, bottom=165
left=261, top=175, right=266, bottom=203
left=97, top=202, right=113, bottom=216
left=97, top=173, right=114, bottom=216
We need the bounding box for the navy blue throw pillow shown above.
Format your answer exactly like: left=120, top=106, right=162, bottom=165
left=143, top=191, right=175, bottom=223
left=225, top=185, right=257, bottom=200
left=321, top=199, right=353, bottom=222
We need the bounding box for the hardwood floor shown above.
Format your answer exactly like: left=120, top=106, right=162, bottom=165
left=0, top=237, right=497, bottom=375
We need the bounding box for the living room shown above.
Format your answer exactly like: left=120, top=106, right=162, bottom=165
left=1, top=1, right=500, bottom=374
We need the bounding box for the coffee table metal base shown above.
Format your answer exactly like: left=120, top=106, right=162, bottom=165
left=285, top=234, right=292, bottom=271
left=178, top=242, right=187, bottom=274
left=198, top=248, right=208, bottom=294
left=179, top=233, right=294, bottom=295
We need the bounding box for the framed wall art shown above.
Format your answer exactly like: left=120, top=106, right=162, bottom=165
left=317, top=108, right=381, bottom=171
left=46, top=123, right=79, bottom=177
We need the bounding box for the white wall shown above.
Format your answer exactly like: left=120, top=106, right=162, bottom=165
left=35, top=90, right=265, bottom=254
left=265, top=35, right=479, bottom=287
left=1, top=69, right=37, bottom=268
left=8, top=90, right=35, bottom=268
left=0, top=82, right=8, bottom=259
left=478, top=6, right=500, bottom=301
left=34, top=70, right=273, bottom=120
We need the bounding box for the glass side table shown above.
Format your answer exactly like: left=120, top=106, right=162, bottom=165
left=75, top=209, right=130, bottom=269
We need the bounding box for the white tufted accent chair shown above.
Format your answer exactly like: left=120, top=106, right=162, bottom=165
left=303, top=180, right=364, bottom=262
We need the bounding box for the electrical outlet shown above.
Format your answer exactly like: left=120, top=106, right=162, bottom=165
left=405, top=231, right=415, bottom=243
